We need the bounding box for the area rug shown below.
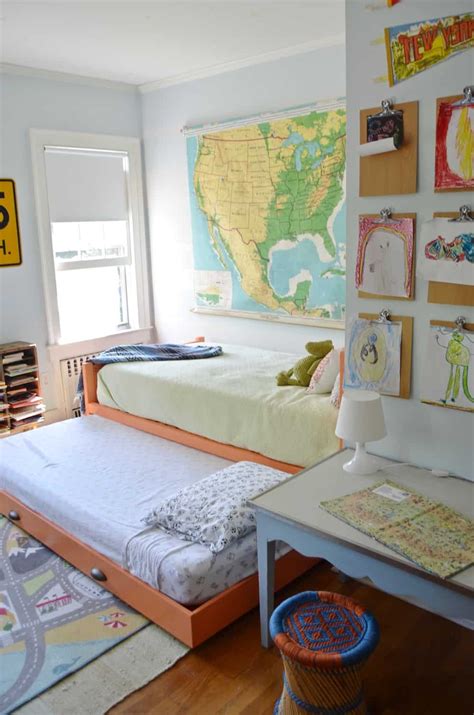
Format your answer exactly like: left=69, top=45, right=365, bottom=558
left=0, top=516, right=188, bottom=714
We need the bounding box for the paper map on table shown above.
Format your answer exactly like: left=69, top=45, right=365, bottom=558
left=321, top=480, right=474, bottom=578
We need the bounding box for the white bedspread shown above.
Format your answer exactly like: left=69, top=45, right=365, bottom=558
left=97, top=343, right=339, bottom=467
left=0, top=416, right=288, bottom=604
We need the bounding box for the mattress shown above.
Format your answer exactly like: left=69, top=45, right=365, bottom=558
left=0, top=416, right=288, bottom=605
left=97, top=343, right=339, bottom=467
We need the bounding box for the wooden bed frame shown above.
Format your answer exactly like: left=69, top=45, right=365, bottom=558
left=0, top=343, right=344, bottom=647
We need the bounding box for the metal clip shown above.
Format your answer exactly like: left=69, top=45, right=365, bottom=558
left=374, top=208, right=398, bottom=224
left=452, top=86, right=474, bottom=106
left=378, top=309, right=392, bottom=323
left=369, top=99, right=403, bottom=118
left=449, top=205, right=474, bottom=222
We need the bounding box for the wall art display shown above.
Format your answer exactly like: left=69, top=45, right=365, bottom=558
left=367, top=105, right=403, bottom=149
left=356, top=215, right=414, bottom=299
left=435, top=95, right=474, bottom=192
left=384, top=13, right=474, bottom=86
left=421, top=324, right=474, bottom=413
left=185, top=99, right=346, bottom=328
left=418, top=218, right=474, bottom=285
left=345, top=317, right=401, bottom=396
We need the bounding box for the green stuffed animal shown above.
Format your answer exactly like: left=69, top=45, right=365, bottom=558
left=276, top=340, right=333, bottom=387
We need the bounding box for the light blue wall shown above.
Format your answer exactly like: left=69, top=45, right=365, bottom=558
left=345, top=0, right=474, bottom=479
left=141, top=44, right=346, bottom=354
left=0, top=72, right=142, bottom=404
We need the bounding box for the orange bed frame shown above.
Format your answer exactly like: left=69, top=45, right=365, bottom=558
left=0, top=343, right=344, bottom=647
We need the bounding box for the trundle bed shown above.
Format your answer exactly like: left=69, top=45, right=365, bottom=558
left=0, top=342, right=343, bottom=647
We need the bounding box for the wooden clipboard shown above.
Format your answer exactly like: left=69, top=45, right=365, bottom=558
left=359, top=313, right=413, bottom=399
left=359, top=101, right=418, bottom=197
left=426, top=212, right=474, bottom=307
left=357, top=213, right=416, bottom=301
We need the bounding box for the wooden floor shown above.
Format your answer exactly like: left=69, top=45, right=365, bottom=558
left=110, top=562, right=474, bottom=715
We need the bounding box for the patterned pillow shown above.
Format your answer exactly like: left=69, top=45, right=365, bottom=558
left=330, top=373, right=342, bottom=408
left=307, top=349, right=340, bottom=394
left=143, top=461, right=289, bottom=553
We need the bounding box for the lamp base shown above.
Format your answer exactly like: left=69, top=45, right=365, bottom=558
left=343, top=443, right=380, bottom=475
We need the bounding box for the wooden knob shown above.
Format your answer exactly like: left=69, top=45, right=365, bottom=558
left=8, top=510, right=20, bottom=521
left=90, top=567, right=107, bottom=582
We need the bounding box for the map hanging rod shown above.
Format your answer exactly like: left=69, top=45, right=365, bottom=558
left=182, top=97, right=345, bottom=137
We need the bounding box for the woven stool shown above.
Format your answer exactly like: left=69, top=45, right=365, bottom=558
left=270, top=591, right=379, bottom=715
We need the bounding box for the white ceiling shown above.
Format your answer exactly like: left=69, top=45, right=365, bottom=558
left=1, top=1, right=345, bottom=87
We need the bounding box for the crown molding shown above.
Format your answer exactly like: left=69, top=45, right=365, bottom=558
left=0, top=63, right=137, bottom=92
left=139, top=33, right=345, bottom=94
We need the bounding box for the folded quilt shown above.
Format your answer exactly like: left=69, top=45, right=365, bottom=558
left=143, top=461, right=289, bottom=553
left=78, top=342, right=223, bottom=412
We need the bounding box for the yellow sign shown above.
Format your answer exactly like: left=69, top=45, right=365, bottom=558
left=0, top=180, right=22, bottom=267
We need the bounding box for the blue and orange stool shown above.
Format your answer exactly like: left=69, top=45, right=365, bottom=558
left=270, top=591, right=379, bottom=715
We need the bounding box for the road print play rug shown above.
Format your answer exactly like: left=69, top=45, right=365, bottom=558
left=320, top=481, right=474, bottom=579
left=0, top=516, right=148, bottom=714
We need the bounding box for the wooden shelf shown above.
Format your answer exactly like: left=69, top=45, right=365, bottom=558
left=0, top=341, right=45, bottom=438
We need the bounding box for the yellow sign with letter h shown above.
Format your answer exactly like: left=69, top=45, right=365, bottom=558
left=0, top=179, right=22, bottom=267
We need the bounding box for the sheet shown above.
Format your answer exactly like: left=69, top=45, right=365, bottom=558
left=0, top=416, right=288, bottom=605
left=97, top=343, right=339, bottom=467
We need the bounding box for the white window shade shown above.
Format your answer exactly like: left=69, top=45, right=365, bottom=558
left=44, top=148, right=129, bottom=222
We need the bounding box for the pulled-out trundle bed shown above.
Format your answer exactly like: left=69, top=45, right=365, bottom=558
left=0, top=343, right=343, bottom=646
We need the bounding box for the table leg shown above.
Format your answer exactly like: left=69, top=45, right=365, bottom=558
left=257, top=527, right=276, bottom=648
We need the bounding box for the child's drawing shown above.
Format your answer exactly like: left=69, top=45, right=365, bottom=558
left=345, top=317, right=401, bottom=396
left=356, top=216, right=414, bottom=298
left=435, top=99, right=474, bottom=192
left=418, top=218, right=474, bottom=285
left=421, top=326, right=474, bottom=413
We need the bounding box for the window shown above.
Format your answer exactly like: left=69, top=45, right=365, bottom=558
left=30, top=131, right=150, bottom=345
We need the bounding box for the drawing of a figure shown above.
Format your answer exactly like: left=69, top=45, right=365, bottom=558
left=436, top=330, right=474, bottom=405
left=356, top=217, right=413, bottom=299
left=363, top=230, right=406, bottom=296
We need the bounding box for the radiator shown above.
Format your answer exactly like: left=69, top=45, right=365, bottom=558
left=60, top=353, right=98, bottom=418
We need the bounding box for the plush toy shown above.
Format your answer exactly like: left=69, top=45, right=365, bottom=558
left=276, top=340, right=333, bottom=387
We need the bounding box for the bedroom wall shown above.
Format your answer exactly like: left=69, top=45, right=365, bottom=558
left=141, top=43, right=346, bottom=354
left=345, top=0, right=474, bottom=479
left=0, top=71, right=142, bottom=407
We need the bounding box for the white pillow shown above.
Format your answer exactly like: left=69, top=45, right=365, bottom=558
left=143, top=461, right=289, bottom=553
left=306, top=349, right=340, bottom=394
left=330, top=373, right=342, bottom=408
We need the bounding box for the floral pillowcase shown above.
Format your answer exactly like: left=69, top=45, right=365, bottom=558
left=306, top=349, right=340, bottom=395
left=143, top=461, right=289, bottom=553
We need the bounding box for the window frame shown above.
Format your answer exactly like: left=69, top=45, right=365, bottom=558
left=30, top=129, right=151, bottom=346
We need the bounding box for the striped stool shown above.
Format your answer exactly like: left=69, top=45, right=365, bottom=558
left=270, top=591, right=379, bottom=715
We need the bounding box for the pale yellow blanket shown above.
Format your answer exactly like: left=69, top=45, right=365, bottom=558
left=97, top=344, right=339, bottom=467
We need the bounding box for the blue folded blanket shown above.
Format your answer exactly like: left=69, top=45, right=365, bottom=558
left=77, top=342, right=223, bottom=413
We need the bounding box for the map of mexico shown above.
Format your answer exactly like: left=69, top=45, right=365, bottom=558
left=186, top=100, right=346, bottom=326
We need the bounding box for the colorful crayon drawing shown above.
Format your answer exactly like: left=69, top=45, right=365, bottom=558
left=356, top=216, right=414, bottom=299
left=345, top=317, right=401, bottom=396
left=418, top=218, right=474, bottom=285
left=435, top=98, right=474, bottom=191
left=384, top=13, right=474, bottom=86
left=421, top=326, right=474, bottom=413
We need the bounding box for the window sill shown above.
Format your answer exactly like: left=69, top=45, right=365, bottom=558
left=47, top=326, right=156, bottom=362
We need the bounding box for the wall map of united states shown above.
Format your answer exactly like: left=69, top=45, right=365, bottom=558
left=186, top=100, right=346, bottom=325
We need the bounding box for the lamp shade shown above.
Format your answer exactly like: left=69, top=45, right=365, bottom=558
left=336, top=390, right=386, bottom=444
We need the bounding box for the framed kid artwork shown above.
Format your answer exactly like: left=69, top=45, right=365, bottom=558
left=356, top=213, right=415, bottom=300
left=421, top=320, right=474, bottom=413
left=435, top=91, right=474, bottom=192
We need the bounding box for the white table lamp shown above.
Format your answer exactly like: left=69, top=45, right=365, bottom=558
left=336, top=390, right=387, bottom=475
